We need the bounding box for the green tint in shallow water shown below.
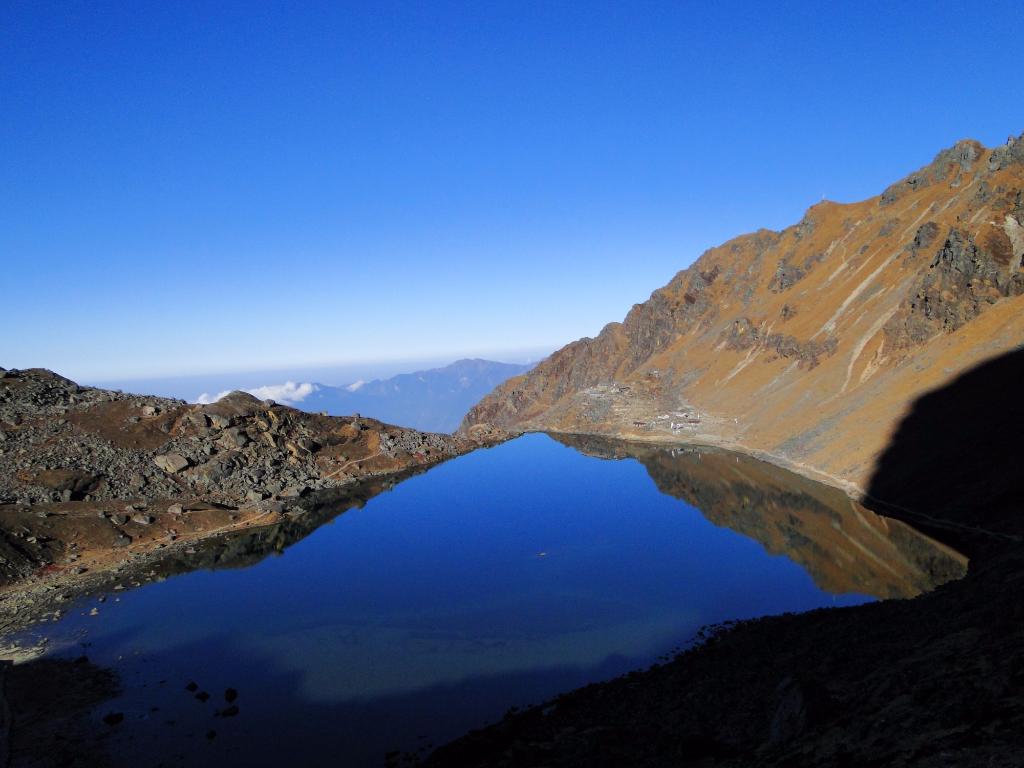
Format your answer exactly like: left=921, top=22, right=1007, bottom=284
left=7, top=434, right=965, bottom=767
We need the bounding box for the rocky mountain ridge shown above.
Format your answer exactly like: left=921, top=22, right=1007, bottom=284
left=464, top=133, right=1024, bottom=493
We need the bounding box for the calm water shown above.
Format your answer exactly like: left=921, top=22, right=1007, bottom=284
left=9, top=433, right=964, bottom=766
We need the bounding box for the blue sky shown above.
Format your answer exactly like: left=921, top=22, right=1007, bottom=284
left=3, top=1, right=1022, bottom=381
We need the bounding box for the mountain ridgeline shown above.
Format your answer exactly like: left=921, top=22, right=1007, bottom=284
left=463, top=134, right=1024, bottom=492
left=230, top=359, right=528, bottom=434
left=300, top=359, right=531, bottom=433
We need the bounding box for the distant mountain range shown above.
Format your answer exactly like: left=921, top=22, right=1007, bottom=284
left=198, top=358, right=533, bottom=433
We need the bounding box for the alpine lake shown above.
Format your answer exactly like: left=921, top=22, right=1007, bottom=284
left=4, top=433, right=966, bottom=767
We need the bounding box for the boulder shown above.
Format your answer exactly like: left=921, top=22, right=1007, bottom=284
left=217, top=428, right=249, bottom=450
left=188, top=412, right=210, bottom=429
left=153, top=453, right=189, bottom=474
left=30, top=469, right=102, bottom=497
left=208, top=414, right=230, bottom=430
left=279, top=484, right=308, bottom=499
left=191, top=459, right=230, bottom=484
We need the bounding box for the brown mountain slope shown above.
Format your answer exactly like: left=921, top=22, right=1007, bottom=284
left=463, top=133, right=1024, bottom=492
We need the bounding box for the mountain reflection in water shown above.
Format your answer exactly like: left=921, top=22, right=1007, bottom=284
left=125, top=435, right=965, bottom=603
left=97, top=434, right=965, bottom=605
left=551, top=434, right=966, bottom=599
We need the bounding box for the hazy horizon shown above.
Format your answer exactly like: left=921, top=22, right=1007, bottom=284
left=84, top=347, right=551, bottom=403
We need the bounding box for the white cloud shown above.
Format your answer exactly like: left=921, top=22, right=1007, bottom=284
left=194, top=391, right=230, bottom=404
left=247, top=381, right=317, bottom=404
left=193, top=381, right=317, bottom=406
left=345, top=379, right=365, bottom=392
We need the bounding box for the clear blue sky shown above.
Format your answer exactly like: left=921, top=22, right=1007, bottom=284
left=3, top=0, right=1022, bottom=381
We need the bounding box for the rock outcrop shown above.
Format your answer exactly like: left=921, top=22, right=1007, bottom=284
left=463, top=134, right=1024, bottom=492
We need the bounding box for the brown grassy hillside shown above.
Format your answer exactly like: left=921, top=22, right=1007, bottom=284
left=463, top=134, right=1024, bottom=492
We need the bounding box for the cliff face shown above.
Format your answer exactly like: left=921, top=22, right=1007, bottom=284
left=464, top=134, right=1024, bottom=491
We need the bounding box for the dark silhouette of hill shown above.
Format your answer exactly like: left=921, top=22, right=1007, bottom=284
left=866, top=348, right=1024, bottom=556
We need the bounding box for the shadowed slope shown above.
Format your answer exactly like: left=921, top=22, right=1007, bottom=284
left=866, top=348, right=1024, bottom=553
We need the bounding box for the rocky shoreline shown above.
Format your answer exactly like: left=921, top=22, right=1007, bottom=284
left=0, top=471, right=428, bottom=655
left=0, top=367, right=507, bottom=634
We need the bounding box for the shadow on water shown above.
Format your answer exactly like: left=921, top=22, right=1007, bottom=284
left=6, top=631, right=655, bottom=768
left=1, top=655, right=117, bottom=768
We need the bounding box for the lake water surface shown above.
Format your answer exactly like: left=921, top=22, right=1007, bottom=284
left=10, top=433, right=965, bottom=766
